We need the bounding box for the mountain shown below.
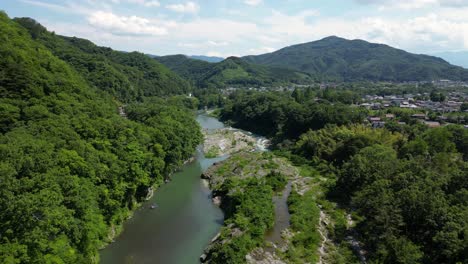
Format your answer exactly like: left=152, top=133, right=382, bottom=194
left=14, top=17, right=190, bottom=102
left=0, top=12, right=202, bottom=263
left=432, top=51, right=468, bottom=69
left=156, top=55, right=313, bottom=88
left=189, top=55, right=224, bottom=63
left=243, top=36, right=468, bottom=82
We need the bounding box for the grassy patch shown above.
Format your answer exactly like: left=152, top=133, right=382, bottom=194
left=205, top=146, right=220, bottom=158
left=284, top=190, right=321, bottom=263
left=209, top=178, right=274, bottom=264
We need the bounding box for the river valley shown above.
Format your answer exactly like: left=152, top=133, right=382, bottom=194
left=100, top=114, right=276, bottom=264
left=100, top=114, right=227, bottom=264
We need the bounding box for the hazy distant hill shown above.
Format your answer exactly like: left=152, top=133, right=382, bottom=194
left=189, top=55, right=224, bottom=63
left=433, top=51, right=468, bottom=69
left=156, top=55, right=312, bottom=88
left=243, top=36, right=468, bottom=82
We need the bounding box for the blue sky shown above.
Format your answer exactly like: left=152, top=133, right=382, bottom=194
left=3, top=0, right=468, bottom=57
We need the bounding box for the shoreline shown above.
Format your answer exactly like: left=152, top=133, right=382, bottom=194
left=200, top=151, right=298, bottom=263
left=98, top=154, right=198, bottom=253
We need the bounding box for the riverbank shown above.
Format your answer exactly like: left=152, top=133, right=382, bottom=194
left=203, top=127, right=272, bottom=158
left=99, top=153, right=196, bottom=249
left=200, top=151, right=298, bottom=263
left=100, top=114, right=226, bottom=264
left=200, top=143, right=362, bottom=264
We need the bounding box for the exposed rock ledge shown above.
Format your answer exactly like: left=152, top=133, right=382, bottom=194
left=203, top=128, right=261, bottom=157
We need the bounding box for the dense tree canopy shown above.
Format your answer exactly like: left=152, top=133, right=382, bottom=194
left=156, top=55, right=313, bottom=88
left=14, top=17, right=191, bottom=102
left=220, top=91, right=367, bottom=139
left=0, top=12, right=202, bottom=263
left=243, top=36, right=468, bottom=82
left=220, top=90, right=468, bottom=264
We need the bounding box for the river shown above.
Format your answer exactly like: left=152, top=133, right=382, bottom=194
left=100, top=114, right=227, bottom=264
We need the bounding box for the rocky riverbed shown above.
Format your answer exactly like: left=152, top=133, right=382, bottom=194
left=203, top=128, right=269, bottom=158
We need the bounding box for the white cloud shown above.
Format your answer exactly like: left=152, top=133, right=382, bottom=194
left=178, top=40, right=229, bottom=48
left=142, top=1, right=161, bottom=7
left=97, top=0, right=161, bottom=7
left=356, top=0, right=468, bottom=9
left=261, top=10, right=319, bottom=39
left=24, top=0, right=468, bottom=56
left=20, top=0, right=93, bottom=14
left=171, top=18, right=258, bottom=41
left=207, top=40, right=230, bottom=46
left=244, top=0, right=263, bottom=6
left=87, top=11, right=168, bottom=36
left=166, top=1, right=200, bottom=13
left=297, top=13, right=468, bottom=52
left=248, top=46, right=276, bottom=55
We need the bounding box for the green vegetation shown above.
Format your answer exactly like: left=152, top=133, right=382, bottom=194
left=2, top=8, right=468, bottom=264
left=156, top=55, right=313, bottom=88
left=14, top=17, right=190, bottom=102
left=208, top=177, right=274, bottom=263
left=243, top=36, right=468, bottom=81
left=205, top=146, right=220, bottom=158
left=0, top=12, right=202, bottom=263
left=220, top=90, right=368, bottom=139
left=285, top=190, right=321, bottom=263
left=221, top=90, right=468, bottom=264
left=265, top=171, right=287, bottom=192
left=203, top=152, right=298, bottom=263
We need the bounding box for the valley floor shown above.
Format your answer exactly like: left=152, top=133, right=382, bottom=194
left=200, top=127, right=363, bottom=264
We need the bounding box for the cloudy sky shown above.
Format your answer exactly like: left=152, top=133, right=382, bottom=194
left=3, top=0, right=468, bottom=57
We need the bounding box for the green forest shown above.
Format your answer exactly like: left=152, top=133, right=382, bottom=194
left=242, top=36, right=468, bottom=82
left=1, top=7, right=468, bottom=264
left=218, top=90, right=468, bottom=264
left=14, top=17, right=190, bottom=102
left=156, top=54, right=313, bottom=88
left=0, top=12, right=202, bottom=263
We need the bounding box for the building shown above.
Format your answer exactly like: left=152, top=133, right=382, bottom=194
left=423, top=121, right=441, bottom=128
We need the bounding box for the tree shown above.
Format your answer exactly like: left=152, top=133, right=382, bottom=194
left=430, top=91, right=446, bottom=102
left=460, top=102, right=468, bottom=112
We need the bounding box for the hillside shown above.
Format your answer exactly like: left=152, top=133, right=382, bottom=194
left=0, top=12, right=202, bottom=263
left=14, top=17, right=190, bottom=102
left=156, top=55, right=313, bottom=88
left=156, top=55, right=214, bottom=87
left=243, top=36, right=468, bottom=82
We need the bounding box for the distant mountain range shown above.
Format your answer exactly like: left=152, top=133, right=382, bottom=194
left=189, top=55, right=224, bottom=63
left=156, top=55, right=312, bottom=88
left=146, top=54, right=223, bottom=63
left=156, top=37, right=468, bottom=85
left=432, top=51, right=468, bottom=69
left=242, top=36, right=468, bottom=82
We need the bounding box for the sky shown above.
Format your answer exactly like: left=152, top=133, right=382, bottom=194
left=3, top=0, right=468, bottom=57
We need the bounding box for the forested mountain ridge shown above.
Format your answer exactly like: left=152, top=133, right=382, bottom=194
left=0, top=11, right=202, bottom=263
left=156, top=54, right=313, bottom=88
left=242, top=36, right=468, bottom=82
left=14, top=17, right=190, bottom=102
